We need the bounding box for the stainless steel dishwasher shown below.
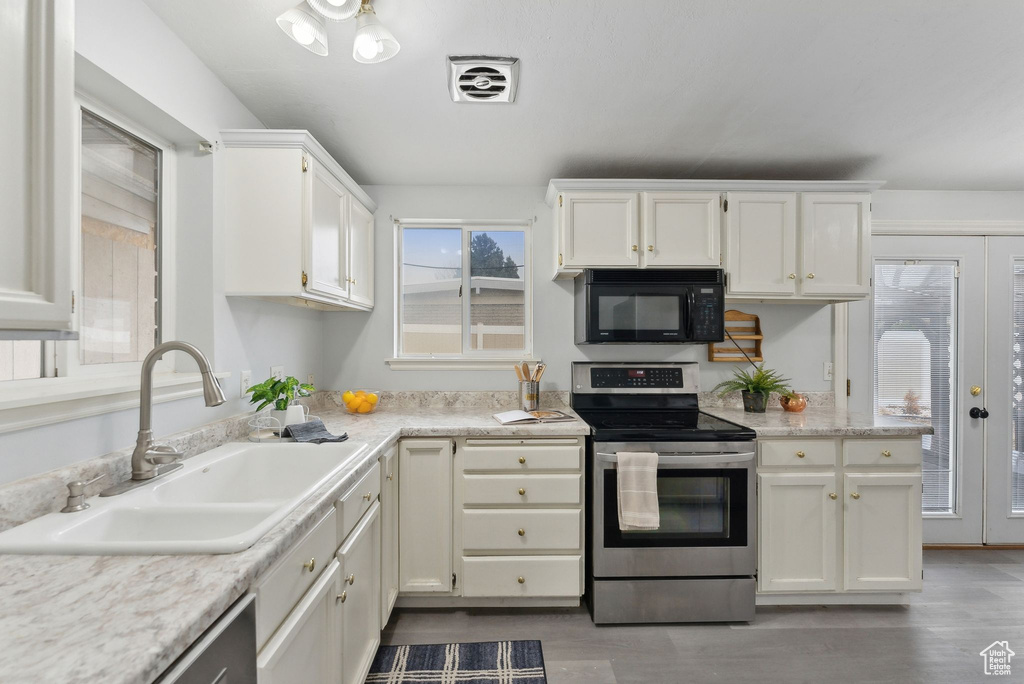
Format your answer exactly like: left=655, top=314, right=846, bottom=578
left=157, top=594, right=256, bottom=684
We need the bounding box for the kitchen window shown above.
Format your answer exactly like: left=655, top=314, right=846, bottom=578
left=391, top=220, right=533, bottom=368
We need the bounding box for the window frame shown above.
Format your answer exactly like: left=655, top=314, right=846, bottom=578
left=391, top=219, right=534, bottom=368
left=57, top=93, right=177, bottom=378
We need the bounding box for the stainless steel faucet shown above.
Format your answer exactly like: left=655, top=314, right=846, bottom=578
left=101, top=341, right=225, bottom=497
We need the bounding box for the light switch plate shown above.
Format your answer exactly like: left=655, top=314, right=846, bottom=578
left=823, top=362, right=833, bottom=381
left=240, top=370, right=252, bottom=396
left=270, top=365, right=284, bottom=381
left=307, top=374, right=315, bottom=386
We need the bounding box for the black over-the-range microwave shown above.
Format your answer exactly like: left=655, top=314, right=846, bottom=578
left=573, top=268, right=726, bottom=344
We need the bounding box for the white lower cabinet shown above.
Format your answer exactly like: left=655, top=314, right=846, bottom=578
left=757, top=437, right=923, bottom=600
left=338, top=501, right=381, bottom=684
left=257, top=559, right=342, bottom=684
left=380, top=446, right=399, bottom=625
left=399, top=439, right=453, bottom=593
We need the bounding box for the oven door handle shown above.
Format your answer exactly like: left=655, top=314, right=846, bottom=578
left=595, top=451, right=756, bottom=465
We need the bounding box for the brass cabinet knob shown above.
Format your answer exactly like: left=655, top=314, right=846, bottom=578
left=363, top=492, right=373, bottom=501
left=303, top=558, right=316, bottom=572
left=518, top=488, right=526, bottom=496
left=647, top=245, right=654, bottom=252
left=518, top=456, right=526, bottom=464
left=829, top=492, right=837, bottom=500
left=970, top=385, right=982, bottom=397
left=788, top=273, right=796, bottom=279
left=851, top=492, right=861, bottom=500
left=882, top=450, right=892, bottom=458
left=807, top=273, right=815, bottom=279
left=352, top=278, right=356, bottom=285
left=517, top=528, right=525, bottom=536
left=337, top=591, right=347, bottom=603
left=517, top=576, right=525, bottom=584
left=346, top=573, right=355, bottom=585
left=631, top=244, right=638, bottom=252
left=796, top=451, right=805, bottom=458
left=387, top=473, right=393, bottom=481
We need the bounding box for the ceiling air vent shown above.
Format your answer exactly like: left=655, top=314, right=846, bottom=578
left=447, top=56, right=519, bottom=104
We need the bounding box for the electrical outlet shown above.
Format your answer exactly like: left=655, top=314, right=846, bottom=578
left=307, top=374, right=315, bottom=387
left=823, top=362, right=834, bottom=381
left=240, top=370, right=252, bottom=396
left=270, top=365, right=284, bottom=381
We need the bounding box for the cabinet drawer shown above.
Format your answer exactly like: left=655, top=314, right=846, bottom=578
left=461, top=474, right=581, bottom=506
left=336, top=460, right=380, bottom=546
left=462, top=509, right=581, bottom=552
left=256, top=507, right=337, bottom=650
left=462, top=555, right=581, bottom=597
left=461, top=440, right=582, bottom=472
left=760, top=439, right=837, bottom=467
left=843, top=438, right=920, bottom=467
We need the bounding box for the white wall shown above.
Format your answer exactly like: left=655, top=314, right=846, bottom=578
left=321, top=185, right=835, bottom=395
left=0, top=0, right=323, bottom=485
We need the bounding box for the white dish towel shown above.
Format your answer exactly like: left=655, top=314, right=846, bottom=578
left=616, top=451, right=660, bottom=531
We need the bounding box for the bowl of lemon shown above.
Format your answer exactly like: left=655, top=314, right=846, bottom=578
left=341, top=390, right=380, bottom=415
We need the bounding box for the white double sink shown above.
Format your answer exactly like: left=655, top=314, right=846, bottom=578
left=0, top=441, right=369, bottom=555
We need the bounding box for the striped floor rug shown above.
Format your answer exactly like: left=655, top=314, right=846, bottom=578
left=366, top=640, right=547, bottom=683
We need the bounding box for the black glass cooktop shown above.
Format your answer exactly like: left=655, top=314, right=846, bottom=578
left=574, top=409, right=756, bottom=442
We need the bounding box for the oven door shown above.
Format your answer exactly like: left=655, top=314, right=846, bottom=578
left=592, top=443, right=756, bottom=578
left=585, top=284, right=690, bottom=343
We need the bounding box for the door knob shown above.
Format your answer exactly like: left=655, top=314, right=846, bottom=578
left=970, top=385, right=982, bottom=397
left=969, top=407, right=989, bottom=419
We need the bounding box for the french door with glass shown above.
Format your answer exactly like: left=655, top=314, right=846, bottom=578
left=849, top=235, right=1024, bottom=544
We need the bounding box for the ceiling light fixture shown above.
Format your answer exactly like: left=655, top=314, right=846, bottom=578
left=307, top=0, right=361, bottom=22
left=352, top=0, right=400, bottom=64
left=276, top=1, right=329, bottom=56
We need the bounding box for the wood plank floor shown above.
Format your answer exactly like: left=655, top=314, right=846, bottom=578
left=381, top=550, right=1024, bottom=683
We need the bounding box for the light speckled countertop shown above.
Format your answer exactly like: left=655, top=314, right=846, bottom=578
left=704, top=407, right=933, bottom=437
left=0, top=407, right=588, bottom=684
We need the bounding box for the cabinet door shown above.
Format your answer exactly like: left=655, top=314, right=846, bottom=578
left=559, top=192, right=639, bottom=268
left=347, top=198, right=374, bottom=307
left=843, top=473, right=923, bottom=591
left=0, top=0, right=74, bottom=331
left=257, top=559, right=341, bottom=684
left=306, top=158, right=349, bottom=299
left=640, top=192, right=720, bottom=267
left=723, top=192, right=797, bottom=296
left=758, top=472, right=838, bottom=592
left=338, top=502, right=381, bottom=684
left=799, top=193, right=870, bottom=297
left=399, top=439, right=453, bottom=593
left=380, top=447, right=399, bottom=626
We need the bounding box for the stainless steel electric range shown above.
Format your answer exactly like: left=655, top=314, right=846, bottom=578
left=571, top=362, right=757, bottom=624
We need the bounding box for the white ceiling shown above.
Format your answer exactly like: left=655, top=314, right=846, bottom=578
left=142, top=0, right=1024, bottom=189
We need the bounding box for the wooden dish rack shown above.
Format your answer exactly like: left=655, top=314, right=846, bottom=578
left=708, top=310, right=763, bottom=363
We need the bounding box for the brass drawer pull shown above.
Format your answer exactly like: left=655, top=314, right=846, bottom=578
left=851, top=492, right=861, bottom=500
left=363, top=492, right=373, bottom=501
left=346, top=574, right=355, bottom=585
left=518, top=456, right=526, bottom=464
left=788, top=273, right=796, bottom=279
left=387, top=472, right=393, bottom=481
left=631, top=244, right=638, bottom=252
left=796, top=451, right=805, bottom=458
left=807, top=273, right=815, bottom=279
left=829, top=492, right=837, bottom=500
left=882, top=450, right=892, bottom=458
left=647, top=245, right=654, bottom=252
left=303, top=558, right=316, bottom=572
left=337, top=591, right=347, bottom=603
left=518, top=488, right=526, bottom=496
left=517, top=576, right=525, bottom=584
left=517, top=528, right=525, bottom=536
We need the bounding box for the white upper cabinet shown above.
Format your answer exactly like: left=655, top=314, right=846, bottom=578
left=559, top=192, right=639, bottom=269
left=641, top=192, right=720, bottom=267
left=799, top=193, right=871, bottom=298
left=221, top=130, right=376, bottom=312
left=0, top=0, right=74, bottom=333
left=723, top=192, right=798, bottom=296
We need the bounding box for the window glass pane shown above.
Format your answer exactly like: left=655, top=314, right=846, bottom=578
left=401, top=228, right=462, bottom=354
left=0, top=341, right=42, bottom=381
left=1011, top=263, right=1024, bottom=513
left=80, top=110, right=160, bottom=365
left=873, top=263, right=957, bottom=514
left=469, top=231, right=525, bottom=351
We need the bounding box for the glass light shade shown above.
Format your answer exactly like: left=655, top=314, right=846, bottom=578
left=277, top=2, right=329, bottom=56
left=307, top=0, right=360, bottom=22
left=352, top=10, right=400, bottom=63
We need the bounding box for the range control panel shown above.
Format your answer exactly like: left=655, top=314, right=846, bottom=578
left=590, top=367, right=684, bottom=389
left=691, top=287, right=724, bottom=340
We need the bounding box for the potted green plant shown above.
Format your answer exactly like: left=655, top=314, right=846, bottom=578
left=713, top=365, right=791, bottom=413
left=246, top=376, right=316, bottom=430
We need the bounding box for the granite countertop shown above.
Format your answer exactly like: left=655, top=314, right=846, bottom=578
left=705, top=407, right=934, bottom=437
left=0, top=407, right=588, bottom=684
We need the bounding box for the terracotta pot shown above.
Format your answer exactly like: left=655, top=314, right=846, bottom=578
left=741, top=391, right=767, bottom=413
left=780, top=393, right=807, bottom=413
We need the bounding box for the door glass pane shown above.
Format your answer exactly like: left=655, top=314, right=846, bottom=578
left=469, top=231, right=525, bottom=351
left=873, top=263, right=957, bottom=514
left=80, top=110, right=160, bottom=365
left=401, top=228, right=462, bottom=354
left=1011, top=263, right=1024, bottom=513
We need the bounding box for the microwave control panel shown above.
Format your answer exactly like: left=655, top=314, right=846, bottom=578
left=690, top=287, right=724, bottom=340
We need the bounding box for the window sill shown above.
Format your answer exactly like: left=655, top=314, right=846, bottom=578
left=386, top=357, right=540, bottom=371
left=0, top=371, right=232, bottom=435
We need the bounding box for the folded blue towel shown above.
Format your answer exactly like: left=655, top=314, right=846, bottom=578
left=283, top=418, right=348, bottom=444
